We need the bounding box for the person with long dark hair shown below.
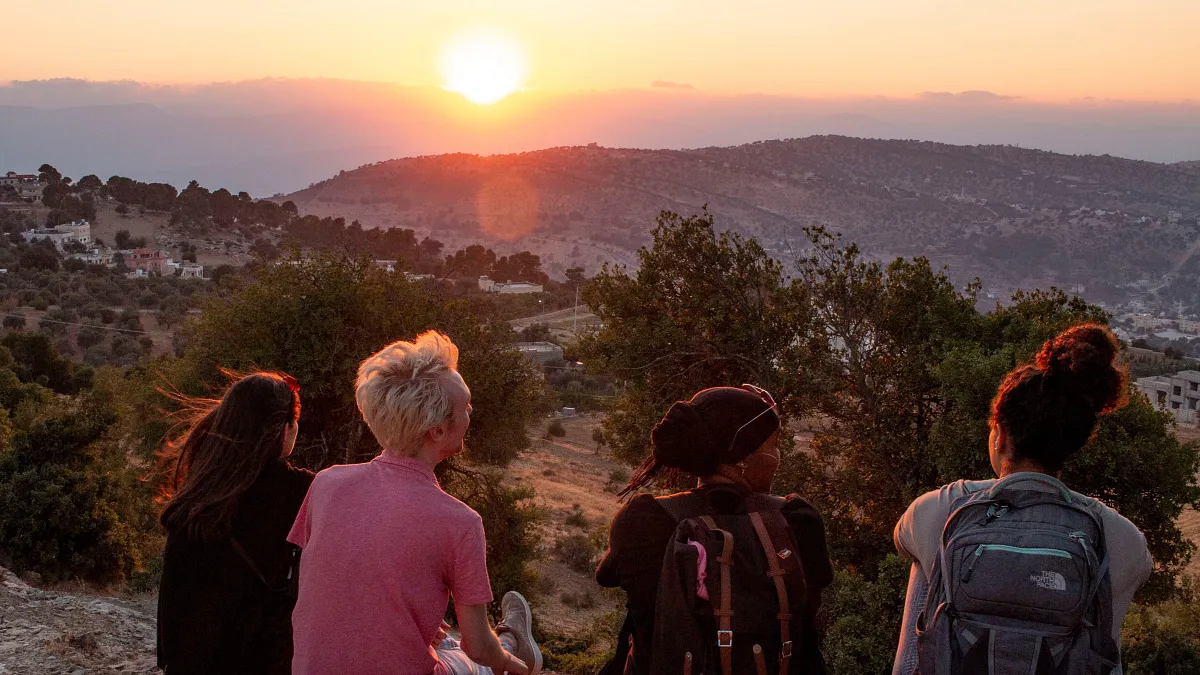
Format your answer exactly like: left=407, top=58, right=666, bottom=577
left=891, top=324, right=1152, bottom=675
left=597, top=385, right=833, bottom=675
left=157, top=371, right=314, bottom=675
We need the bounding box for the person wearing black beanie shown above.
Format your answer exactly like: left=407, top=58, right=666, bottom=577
left=596, top=385, right=833, bottom=675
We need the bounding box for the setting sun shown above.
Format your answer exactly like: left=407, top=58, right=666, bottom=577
left=440, top=30, right=528, bottom=105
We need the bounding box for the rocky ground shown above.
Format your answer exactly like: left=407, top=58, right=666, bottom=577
left=0, top=568, right=156, bottom=674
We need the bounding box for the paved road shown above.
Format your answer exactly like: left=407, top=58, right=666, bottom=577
left=510, top=306, right=597, bottom=328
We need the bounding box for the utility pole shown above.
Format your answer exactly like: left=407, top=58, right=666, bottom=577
left=573, top=284, right=579, bottom=333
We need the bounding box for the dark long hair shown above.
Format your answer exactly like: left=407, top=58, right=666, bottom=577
left=991, top=323, right=1127, bottom=472
left=159, top=371, right=301, bottom=541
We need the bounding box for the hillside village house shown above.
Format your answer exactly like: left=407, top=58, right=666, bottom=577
left=0, top=171, right=39, bottom=187
left=22, top=221, right=91, bottom=251
left=1135, top=370, right=1200, bottom=424
left=515, top=341, right=564, bottom=366
left=179, top=263, right=205, bottom=279
left=70, top=249, right=117, bottom=267
left=126, top=248, right=171, bottom=275
left=478, top=276, right=544, bottom=294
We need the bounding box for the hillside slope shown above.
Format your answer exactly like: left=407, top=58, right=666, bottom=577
left=286, top=136, right=1200, bottom=295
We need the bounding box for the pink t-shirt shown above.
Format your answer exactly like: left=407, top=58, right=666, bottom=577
left=287, top=455, right=493, bottom=675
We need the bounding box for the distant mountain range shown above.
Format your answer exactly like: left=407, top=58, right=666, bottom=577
left=285, top=136, right=1200, bottom=299
left=5, top=78, right=1200, bottom=198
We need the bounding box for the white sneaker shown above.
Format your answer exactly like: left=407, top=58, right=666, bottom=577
left=497, top=591, right=542, bottom=675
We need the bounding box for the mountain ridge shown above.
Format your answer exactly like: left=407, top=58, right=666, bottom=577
left=286, top=135, right=1200, bottom=299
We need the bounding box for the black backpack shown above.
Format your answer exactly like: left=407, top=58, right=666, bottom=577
left=650, top=490, right=810, bottom=675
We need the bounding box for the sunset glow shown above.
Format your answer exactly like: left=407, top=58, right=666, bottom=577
left=440, top=31, right=528, bottom=104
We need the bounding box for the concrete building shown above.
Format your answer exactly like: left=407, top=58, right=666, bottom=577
left=515, top=341, right=564, bottom=366
left=1135, top=370, right=1200, bottom=424
left=1177, top=319, right=1200, bottom=336
left=1132, top=315, right=1166, bottom=331
left=22, top=221, right=91, bottom=250
left=180, top=264, right=205, bottom=279
left=126, top=248, right=171, bottom=275
left=0, top=171, right=38, bottom=187
left=478, top=276, right=544, bottom=294
left=69, top=248, right=116, bottom=267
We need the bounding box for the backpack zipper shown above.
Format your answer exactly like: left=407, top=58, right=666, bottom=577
left=960, top=544, right=1072, bottom=583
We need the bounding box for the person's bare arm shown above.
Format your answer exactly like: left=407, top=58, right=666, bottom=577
left=455, top=603, right=529, bottom=675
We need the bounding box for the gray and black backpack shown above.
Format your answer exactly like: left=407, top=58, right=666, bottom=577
left=915, top=474, right=1121, bottom=675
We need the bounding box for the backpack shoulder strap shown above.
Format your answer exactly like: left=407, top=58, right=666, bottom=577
left=230, top=536, right=273, bottom=589
left=230, top=536, right=294, bottom=594
left=699, top=515, right=735, bottom=675
left=749, top=510, right=796, bottom=675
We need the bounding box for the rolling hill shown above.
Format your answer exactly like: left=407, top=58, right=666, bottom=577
left=285, top=136, right=1200, bottom=299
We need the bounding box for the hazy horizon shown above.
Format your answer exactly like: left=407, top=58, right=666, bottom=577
left=4, top=1, right=1199, bottom=101
left=3, top=77, right=1200, bottom=196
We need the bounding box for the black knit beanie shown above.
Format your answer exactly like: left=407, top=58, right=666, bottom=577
left=620, top=386, right=779, bottom=497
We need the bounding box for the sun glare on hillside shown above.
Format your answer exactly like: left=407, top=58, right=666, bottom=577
left=440, top=30, right=528, bottom=105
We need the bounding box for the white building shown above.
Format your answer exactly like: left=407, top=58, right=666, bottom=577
left=0, top=171, right=39, bottom=187
left=515, top=341, right=564, bottom=365
left=1135, top=370, right=1200, bottom=424
left=69, top=248, right=116, bottom=267
left=478, top=276, right=543, bottom=294
left=180, top=264, right=205, bottom=279
left=22, top=221, right=91, bottom=251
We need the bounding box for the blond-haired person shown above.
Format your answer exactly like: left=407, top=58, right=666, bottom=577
left=288, top=331, right=542, bottom=675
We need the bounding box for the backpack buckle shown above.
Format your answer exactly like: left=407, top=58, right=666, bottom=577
left=781, top=641, right=793, bottom=658
left=717, top=630, right=733, bottom=648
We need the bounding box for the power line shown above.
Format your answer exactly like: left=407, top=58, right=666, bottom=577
left=0, top=313, right=161, bottom=335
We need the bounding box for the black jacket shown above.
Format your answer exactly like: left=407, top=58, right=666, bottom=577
left=157, top=460, right=314, bottom=675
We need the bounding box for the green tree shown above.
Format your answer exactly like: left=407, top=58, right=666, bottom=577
left=0, top=372, right=156, bottom=583
left=179, top=253, right=542, bottom=467
left=75, top=174, right=103, bottom=193
left=172, top=253, right=545, bottom=601
left=37, top=164, right=62, bottom=185
left=580, top=209, right=806, bottom=464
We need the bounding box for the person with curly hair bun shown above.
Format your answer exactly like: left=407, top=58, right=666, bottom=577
left=891, top=324, right=1152, bottom=675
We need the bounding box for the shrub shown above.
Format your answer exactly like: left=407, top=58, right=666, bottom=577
left=1122, top=593, right=1200, bottom=675
left=76, top=325, right=105, bottom=350
left=548, top=419, right=567, bottom=437
left=445, top=467, right=543, bottom=607
left=540, top=609, right=623, bottom=674
left=560, top=590, right=596, bottom=609
left=554, top=532, right=599, bottom=574
left=564, top=504, right=588, bottom=529
left=605, top=467, right=630, bottom=493
left=0, top=391, right=156, bottom=584
left=820, top=554, right=910, bottom=675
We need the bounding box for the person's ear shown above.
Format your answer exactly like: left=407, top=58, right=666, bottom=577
left=426, top=420, right=448, bottom=444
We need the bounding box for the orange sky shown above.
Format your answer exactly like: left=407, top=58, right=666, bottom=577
left=2, top=0, right=1198, bottom=101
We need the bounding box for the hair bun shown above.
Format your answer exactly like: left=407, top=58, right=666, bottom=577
left=651, top=401, right=720, bottom=476
left=1036, top=323, right=1125, bottom=414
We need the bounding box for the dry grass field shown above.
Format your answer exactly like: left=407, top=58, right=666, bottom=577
left=506, top=413, right=626, bottom=636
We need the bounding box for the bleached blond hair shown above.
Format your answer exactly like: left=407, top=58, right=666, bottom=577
left=356, top=330, right=462, bottom=457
